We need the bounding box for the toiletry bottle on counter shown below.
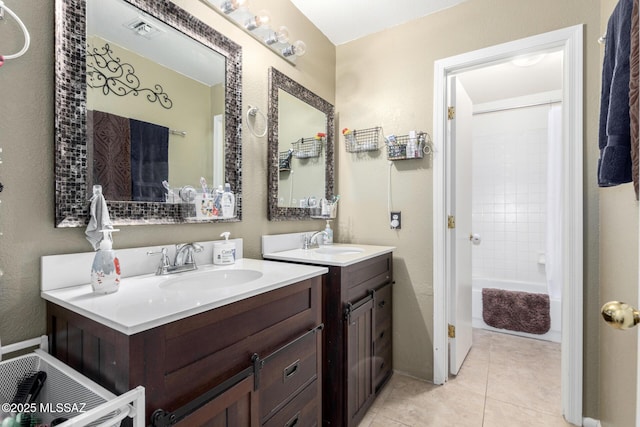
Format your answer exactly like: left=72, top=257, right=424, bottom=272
left=214, top=232, right=236, bottom=265
left=221, top=183, right=235, bottom=218
left=91, top=229, right=121, bottom=294
left=324, top=220, right=333, bottom=245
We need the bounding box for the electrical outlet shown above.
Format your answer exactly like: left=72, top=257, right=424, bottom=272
left=390, top=211, right=401, bottom=229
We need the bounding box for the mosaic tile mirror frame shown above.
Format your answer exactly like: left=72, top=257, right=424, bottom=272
left=54, top=0, right=242, bottom=227
left=267, top=67, right=335, bottom=221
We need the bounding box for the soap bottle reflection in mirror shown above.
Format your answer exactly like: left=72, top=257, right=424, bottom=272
left=221, top=183, right=235, bottom=218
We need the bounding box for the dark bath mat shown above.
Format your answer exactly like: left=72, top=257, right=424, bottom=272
left=482, top=288, right=550, bottom=335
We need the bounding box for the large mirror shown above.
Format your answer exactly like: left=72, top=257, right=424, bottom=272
left=54, top=0, right=242, bottom=227
left=267, top=68, right=335, bottom=221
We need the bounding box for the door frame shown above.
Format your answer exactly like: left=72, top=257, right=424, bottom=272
left=432, top=25, right=584, bottom=425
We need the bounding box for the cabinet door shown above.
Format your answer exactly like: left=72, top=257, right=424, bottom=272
left=346, top=296, right=374, bottom=427
left=174, top=375, right=258, bottom=427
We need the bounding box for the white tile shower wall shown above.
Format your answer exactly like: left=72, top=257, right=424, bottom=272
left=471, top=105, right=548, bottom=284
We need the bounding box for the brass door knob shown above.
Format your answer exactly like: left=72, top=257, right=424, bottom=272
left=601, top=301, right=640, bottom=330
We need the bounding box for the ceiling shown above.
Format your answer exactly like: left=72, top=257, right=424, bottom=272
left=289, top=0, right=562, bottom=104
left=457, top=50, right=564, bottom=105
left=289, top=0, right=468, bottom=45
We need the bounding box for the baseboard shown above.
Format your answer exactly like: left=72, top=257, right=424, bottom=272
left=582, top=417, right=601, bottom=427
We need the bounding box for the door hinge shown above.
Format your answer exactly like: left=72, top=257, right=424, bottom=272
left=448, top=324, right=456, bottom=338
left=448, top=106, right=455, bottom=120
left=447, top=215, right=456, bottom=229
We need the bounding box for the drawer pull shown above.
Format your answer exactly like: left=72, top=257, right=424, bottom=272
left=378, top=300, right=386, bottom=308
left=283, top=359, right=300, bottom=383
left=380, top=361, right=385, bottom=371
left=379, top=331, right=385, bottom=339
left=284, top=411, right=300, bottom=427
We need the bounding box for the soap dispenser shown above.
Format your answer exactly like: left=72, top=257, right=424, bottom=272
left=324, top=220, right=333, bottom=245
left=90, top=229, right=121, bottom=294
left=213, top=232, right=236, bottom=265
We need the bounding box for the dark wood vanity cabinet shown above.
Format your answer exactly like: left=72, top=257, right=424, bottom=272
left=323, top=253, right=393, bottom=427
left=46, top=277, right=323, bottom=426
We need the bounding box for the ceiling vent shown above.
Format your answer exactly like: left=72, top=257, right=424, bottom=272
left=126, top=18, right=164, bottom=39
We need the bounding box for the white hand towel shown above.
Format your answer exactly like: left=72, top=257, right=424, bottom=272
left=85, top=186, right=113, bottom=250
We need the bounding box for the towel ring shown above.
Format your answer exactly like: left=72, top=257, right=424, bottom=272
left=246, top=105, right=268, bottom=138
left=0, top=1, right=31, bottom=65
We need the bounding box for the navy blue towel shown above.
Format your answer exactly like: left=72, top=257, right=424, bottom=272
left=130, top=119, right=169, bottom=202
left=599, top=0, right=634, bottom=187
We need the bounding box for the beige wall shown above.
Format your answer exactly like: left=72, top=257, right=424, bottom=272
left=0, top=0, right=622, bottom=421
left=598, top=1, right=639, bottom=425
left=0, top=0, right=334, bottom=346
left=335, top=0, right=602, bottom=418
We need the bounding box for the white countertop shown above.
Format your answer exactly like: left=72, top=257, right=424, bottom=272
left=263, top=243, right=395, bottom=267
left=41, top=258, right=327, bottom=336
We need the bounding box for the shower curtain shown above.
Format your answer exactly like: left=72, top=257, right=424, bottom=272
left=546, top=105, right=563, bottom=300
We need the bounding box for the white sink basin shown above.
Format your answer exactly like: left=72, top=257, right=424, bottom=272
left=160, top=269, right=263, bottom=292
left=314, top=246, right=365, bottom=255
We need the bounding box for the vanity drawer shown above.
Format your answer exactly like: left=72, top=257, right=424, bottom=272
left=374, top=283, right=392, bottom=327
left=263, top=380, right=319, bottom=427
left=373, top=282, right=392, bottom=390
left=345, top=254, right=392, bottom=302
left=260, top=326, right=320, bottom=423
left=374, top=336, right=392, bottom=390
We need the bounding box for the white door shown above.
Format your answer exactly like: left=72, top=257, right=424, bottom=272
left=448, top=76, right=474, bottom=375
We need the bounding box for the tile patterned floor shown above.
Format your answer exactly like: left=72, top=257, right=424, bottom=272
left=358, top=329, right=572, bottom=427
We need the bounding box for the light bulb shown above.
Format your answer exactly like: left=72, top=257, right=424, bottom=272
left=245, top=10, right=270, bottom=31
left=282, top=40, right=306, bottom=57
left=219, top=0, right=248, bottom=14
left=265, top=26, right=289, bottom=45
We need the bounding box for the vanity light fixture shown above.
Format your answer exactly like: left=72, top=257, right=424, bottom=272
left=282, top=40, right=306, bottom=58
left=200, top=0, right=305, bottom=64
left=219, top=0, right=248, bottom=14
left=244, top=10, right=270, bottom=31
left=265, top=26, right=289, bottom=45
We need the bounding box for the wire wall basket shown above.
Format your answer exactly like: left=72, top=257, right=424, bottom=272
left=386, top=131, right=432, bottom=160
left=292, top=137, right=323, bottom=159
left=344, top=127, right=381, bottom=153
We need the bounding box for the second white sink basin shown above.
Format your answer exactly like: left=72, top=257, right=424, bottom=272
left=314, top=246, right=365, bottom=255
left=160, top=269, right=264, bottom=292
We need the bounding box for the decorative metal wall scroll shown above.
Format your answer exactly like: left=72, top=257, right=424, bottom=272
left=86, top=42, right=173, bottom=109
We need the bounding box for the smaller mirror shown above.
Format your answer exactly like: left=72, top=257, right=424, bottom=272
left=267, top=68, right=334, bottom=221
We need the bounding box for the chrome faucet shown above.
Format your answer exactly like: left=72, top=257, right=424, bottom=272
left=147, top=243, right=204, bottom=275
left=175, top=242, right=204, bottom=267
left=303, top=231, right=328, bottom=249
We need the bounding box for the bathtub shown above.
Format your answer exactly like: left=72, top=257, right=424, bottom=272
left=472, top=278, right=561, bottom=343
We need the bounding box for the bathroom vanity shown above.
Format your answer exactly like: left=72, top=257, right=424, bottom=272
left=263, top=241, right=394, bottom=427
left=41, top=255, right=327, bottom=426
